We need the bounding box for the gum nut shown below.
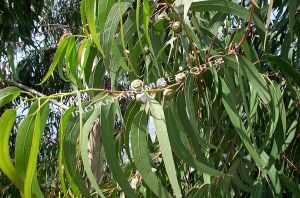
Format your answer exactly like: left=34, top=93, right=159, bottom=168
left=172, top=21, right=182, bottom=34
left=156, top=78, right=167, bottom=87
left=143, top=46, right=150, bottom=54
left=175, top=72, right=186, bottom=82
left=131, top=79, right=144, bottom=92
left=136, top=93, right=147, bottom=104
left=163, top=89, right=174, bottom=100
left=124, top=49, right=130, bottom=56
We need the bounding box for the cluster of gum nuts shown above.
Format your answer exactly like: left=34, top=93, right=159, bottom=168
left=130, top=72, right=186, bottom=104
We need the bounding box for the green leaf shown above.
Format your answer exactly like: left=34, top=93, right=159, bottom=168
left=190, top=0, right=265, bottom=35
left=15, top=99, right=49, bottom=197
left=221, top=79, right=265, bottom=169
left=39, top=36, right=69, bottom=84
left=0, top=109, right=23, bottom=190
left=98, top=0, right=116, bottom=28
left=261, top=54, right=300, bottom=87
left=288, top=0, right=297, bottom=37
left=148, top=97, right=182, bottom=197
left=111, top=40, right=131, bottom=71
left=0, top=86, right=21, bottom=107
left=101, top=100, right=138, bottom=197
left=131, top=110, right=171, bottom=197
left=143, top=0, right=150, bottom=44
left=165, top=106, right=225, bottom=177
left=278, top=172, right=300, bottom=195
left=224, top=55, right=271, bottom=104
left=86, top=0, right=105, bottom=56
left=124, top=101, right=140, bottom=161
left=176, top=91, right=216, bottom=150
left=63, top=108, right=91, bottom=197
left=58, top=107, right=74, bottom=196
left=80, top=105, right=105, bottom=197
left=66, top=36, right=84, bottom=88
left=24, top=100, right=43, bottom=198
left=102, top=1, right=134, bottom=59
left=260, top=82, right=280, bottom=152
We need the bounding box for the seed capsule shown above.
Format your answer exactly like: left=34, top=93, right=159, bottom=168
left=172, top=21, right=182, bottom=34
left=143, top=47, right=150, bottom=55
left=131, top=79, right=144, bottom=93
left=124, top=49, right=130, bottom=56
left=175, top=72, right=186, bottom=82
left=156, top=78, right=167, bottom=88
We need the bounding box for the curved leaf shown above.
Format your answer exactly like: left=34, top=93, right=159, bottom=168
left=221, top=79, right=266, bottom=169
left=0, top=109, right=23, bottom=190
left=131, top=110, right=171, bottom=197
left=148, top=97, right=182, bottom=197
left=0, top=86, right=21, bottom=107
left=101, top=100, right=138, bottom=197
left=39, top=36, right=70, bottom=84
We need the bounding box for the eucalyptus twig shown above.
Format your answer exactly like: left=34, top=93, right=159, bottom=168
left=231, top=1, right=255, bottom=53
left=5, top=79, right=69, bottom=110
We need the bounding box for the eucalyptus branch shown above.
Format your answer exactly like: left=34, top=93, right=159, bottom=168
left=232, top=1, right=255, bottom=53
left=4, top=79, right=69, bottom=110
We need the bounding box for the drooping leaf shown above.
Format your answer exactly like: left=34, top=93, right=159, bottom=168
left=39, top=36, right=70, bottom=84
left=165, top=106, right=225, bottom=177
left=0, top=86, right=21, bottom=107
left=221, top=79, right=265, bottom=169
left=131, top=110, right=171, bottom=197
left=224, top=55, right=271, bottom=104
left=278, top=172, right=300, bottom=195
left=58, top=107, right=75, bottom=196
left=261, top=54, right=300, bottom=87
left=101, top=100, right=138, bottom=197
left=80, top=105, right=105, bottom=197
left=86, top=0, right=105, bottom=56
left=15, top=99, right=49, bottom=197
left=0, top=109, right=23, bottom=190
left=148, top=97, right=182, bottom=197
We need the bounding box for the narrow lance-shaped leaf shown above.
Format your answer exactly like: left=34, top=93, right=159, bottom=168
left=15, top=99, right=49, bottom=197
left=86, top=0, right=105, bottom=56
left=124, top=101, right=140, bottom=161
left=165, top=107, right=225, bottom=177
left=0, top=109, right=24, bottom=190
left=58, top=106, right=75, bottom=195
left=24, top=100, right=43, bottom=198
left=39, top=36, right=70, bottom=84
left=80, top=105, right=105, bottom=197
left=224, top=55, right=271, bottom=104
left=131, top=110, right=171, bottom=198
left=101, top=100, right=138, bottom=197
left=261, top=54, right=300, bottom=87
left=148, top=97, right=182, bottom=197
left=190, top=0, right=265, bottom=35
left=221, top=79, right=265, bottom=170
left=63, top=111, right=92, bottom=197
left=0, top=86, right=21, bottom=107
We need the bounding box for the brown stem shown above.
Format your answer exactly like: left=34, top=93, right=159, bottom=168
left=231, top=1, right=255, bottom=53
left=4, top=79, right=69, bottom=110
